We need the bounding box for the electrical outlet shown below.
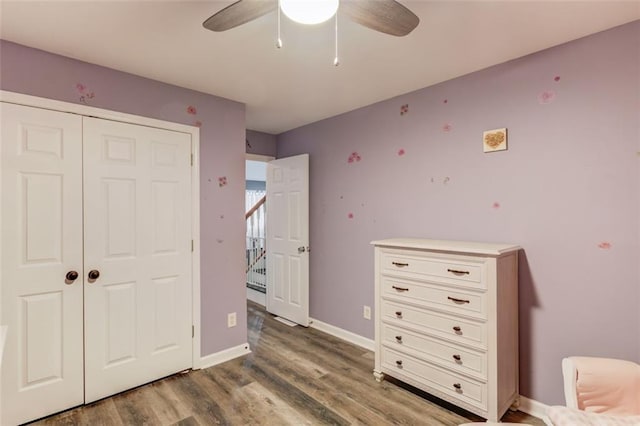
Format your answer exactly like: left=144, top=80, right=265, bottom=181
left=227, top=312, right=237, bottom=328
left=363, top=305, right=371, bottom=320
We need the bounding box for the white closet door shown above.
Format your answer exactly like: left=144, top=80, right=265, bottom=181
left=82, top=117, right=193, bottom=403
left=1, top=103, right=84, bottom=426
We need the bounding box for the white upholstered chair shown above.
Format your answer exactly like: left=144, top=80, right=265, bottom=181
left=545, top=356, right=640, bottom=426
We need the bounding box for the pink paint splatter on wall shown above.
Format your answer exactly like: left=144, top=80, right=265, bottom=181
left=347, top=152, right=361, bottom=164
left=187, top=105, right=197, bottom=115
left=554, top=76, right=561, bottom=82
left=598, top=242, right=612, bottom=249
left=400, top=104, right=409, bottom=115
left=397, top=148, right=405, bottom=156
left=194, top=120, right=202, bottom=128
left=218, top=176, right=227, bottom=187
left=347, top=212, right=354, bottom=219
left=538, top=90, right=556, bottom=104
left=76, top=83, right=95, bottom=104
left=442, top=123, right=452, bottom=132
left=492, top=202, right=501, bottom=209
left=443, top=99, right=448, bottom=104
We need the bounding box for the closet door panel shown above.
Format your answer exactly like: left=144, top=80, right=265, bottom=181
left=83, top=117, right=192, bottom=403
left=1, top=103, right=84, bottom=426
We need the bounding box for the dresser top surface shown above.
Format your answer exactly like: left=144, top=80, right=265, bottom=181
left=370, top=238, right=520, bottom=256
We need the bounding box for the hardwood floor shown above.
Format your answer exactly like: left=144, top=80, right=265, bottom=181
left=30, top=301, right=544, bottom=426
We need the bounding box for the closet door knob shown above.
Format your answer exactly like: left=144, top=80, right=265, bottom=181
left=65, top=271, right=79, bottom=282
left=88, top=270, right=100, bottom=280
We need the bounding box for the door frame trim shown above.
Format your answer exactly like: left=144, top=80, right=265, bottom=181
left=245, top=153, right=275, bottom=162
left=0, top=90, right=203, bottom=369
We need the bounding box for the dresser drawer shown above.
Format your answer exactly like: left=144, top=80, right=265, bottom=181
left=381, top=323, right=487, bottom=379
left=381, top=347, right=488, bottom=411
left=381, top=251, right=485, bottom=289
left=382, top=276, right=486, bottom=319
left=381, top=300, right=487, bottom=349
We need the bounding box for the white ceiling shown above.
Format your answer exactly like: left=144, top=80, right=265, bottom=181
left=1, top=1, right=638, bottom=134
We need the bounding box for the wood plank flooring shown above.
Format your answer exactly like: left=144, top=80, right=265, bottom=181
left=30, top=301, right=544, bottom=426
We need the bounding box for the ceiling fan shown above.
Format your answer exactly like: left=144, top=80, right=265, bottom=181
left=203, top=0, right=420, bottom=37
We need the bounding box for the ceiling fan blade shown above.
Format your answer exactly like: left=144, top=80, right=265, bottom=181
left=341, top=0, right=419, bottom=37
left=203, top=0, right=277, bottom=32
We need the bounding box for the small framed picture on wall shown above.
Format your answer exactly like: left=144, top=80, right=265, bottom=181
left=483, top=128, right=507, bottom=153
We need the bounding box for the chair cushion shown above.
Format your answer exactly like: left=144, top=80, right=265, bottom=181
left=547, top=406, right=640, bottom=426
left=572, top=357, right=640, bottom=415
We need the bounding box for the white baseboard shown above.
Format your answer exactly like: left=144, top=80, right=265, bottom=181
left=519, top=395, right=549, bottom=419
left=309, top=318, right=375, bottom=351
left=197, top=342, right=251, bottom=370
left=247, top=287, right=266, bottom=306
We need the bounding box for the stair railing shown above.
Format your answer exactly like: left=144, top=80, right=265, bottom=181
left=246, top=195, right=266, bottom=292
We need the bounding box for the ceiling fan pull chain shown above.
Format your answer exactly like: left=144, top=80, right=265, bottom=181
left=276, top=0, right=283, bottom=48
left=333, top=10, right=339, bottom=66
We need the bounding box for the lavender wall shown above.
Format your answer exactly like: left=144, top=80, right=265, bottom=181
left=0, top=40, right=248, bottom=357
left=246, top=129, right=277, bottom=157
left=277, top=21, right=640, bottom=405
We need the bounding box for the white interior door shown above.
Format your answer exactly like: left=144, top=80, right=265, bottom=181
left=1, top=103, right=84, bottom=425
left=82, top=117, right=193, bottom=403
left=266, top=154, right=309, bottom=326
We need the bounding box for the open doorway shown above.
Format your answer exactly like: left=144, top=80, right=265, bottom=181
left=245, top=155, right=273, bottom=306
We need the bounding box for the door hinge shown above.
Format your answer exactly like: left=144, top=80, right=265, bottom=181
left=192, top=325, right=195, bottom=338
left=191, top=240, right=194, bottom=252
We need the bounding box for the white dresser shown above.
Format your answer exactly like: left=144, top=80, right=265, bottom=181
left=372, top=238, right=520, bottom=422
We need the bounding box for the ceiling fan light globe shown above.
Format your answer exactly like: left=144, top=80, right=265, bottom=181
left=280, top=0, right=339, bottom=25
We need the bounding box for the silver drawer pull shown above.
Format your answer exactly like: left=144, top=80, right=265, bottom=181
left=395, top=335, right=403, bottom=343
left=395, top=360, right=403, bottom=367
left=392, top=285, right=409, bottom=292
left=447, top=268, right=470, bottom=275
left=395, top=311, right=403, bottom=318
left=452, top=326, right=462, bottom=333
left=453, top=383, right=462, bottom=390
left=392, top=261, right=409, bottom=267
left=447, top=296, right=470, bottom=304
left=452, top=354, right=461, bottom=361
